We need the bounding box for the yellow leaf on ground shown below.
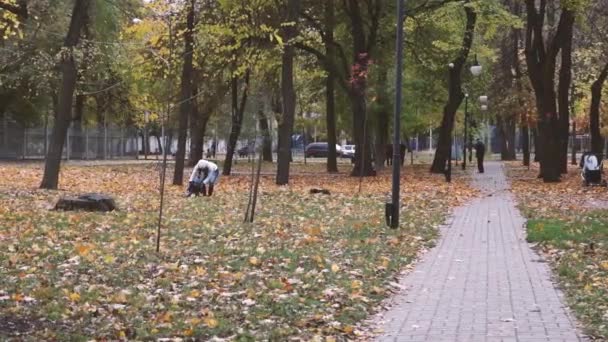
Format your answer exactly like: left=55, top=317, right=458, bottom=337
left=331, top=264, right=340, bottom=273
left=195, top=266, right=207, bottom=276
left=158, top=312, right=172, bottom=323
left=380, top=256, right=390, bottom=268
left=305, top=227, right=322, bottom=236
left=68, top=292, right=80, bottom=302
left=103, top=255, right=116, bottom=264
left=249, top=256, right=260, bottom=266
left=204, top=317, right=218, bottom=328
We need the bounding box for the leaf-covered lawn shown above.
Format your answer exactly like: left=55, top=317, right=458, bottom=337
left=0, top=162, right=475, bottom=340
left=507, top=162, right=608, bottom=340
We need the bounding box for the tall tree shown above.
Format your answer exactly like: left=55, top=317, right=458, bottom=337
left=511, top=1, right=531, bottom=167
left=40, top=0, right=91, bottom=189
left=188, top=78, right=229, bottom=166
left=430, top=1, right=477, bottom=173
left=585, top=3, right=608, bottom=155
left=341, top=0, right=381, bottom=177
left=173, top=0, right=197, bottom=185
left=276, top=0, right=300, bottom=185
left=523, top=0, right=575, bottom=182
left=557, top=4, right=574, bottom=173
left=590, top=63, right=608, bottom=155
left=222, top=69, right=250, bottom=176
left=324, top=0, right=338, bottom=173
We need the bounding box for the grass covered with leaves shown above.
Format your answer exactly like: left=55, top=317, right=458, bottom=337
left=0, top=162, right=475, bottom=340
left=508, top=162, right=608, bottom=340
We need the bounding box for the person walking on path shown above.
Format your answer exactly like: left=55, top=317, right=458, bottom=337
left=474, top=139, right=486, bottom=173
left=186, top=159, right=220, bottom=197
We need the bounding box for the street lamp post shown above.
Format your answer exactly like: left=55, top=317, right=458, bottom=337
left=387, top=0, right=405, bottom=228
left=462, top=93, right=469, bottom=170
left=446, top=56, right=482, bottom=181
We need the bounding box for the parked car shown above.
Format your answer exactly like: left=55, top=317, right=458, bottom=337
left=341, top=144, right=355, bottom=159
left=237, top=145, right=254, bottom=157
left=305, top=142, right=342, bottom=158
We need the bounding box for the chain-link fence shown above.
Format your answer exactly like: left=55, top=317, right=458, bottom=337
left=1, top=118, right=140, bottom=160
left=0, top=117, right=272, bottom=162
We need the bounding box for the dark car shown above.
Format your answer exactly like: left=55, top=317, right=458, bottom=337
left=237, top=145, right=255, bottom=157
left=305, top=143, right=342, bottom=158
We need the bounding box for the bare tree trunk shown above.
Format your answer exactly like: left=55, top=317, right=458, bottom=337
left=590, top=62, right=608, bottom=155
left=511, top=0, right=529, bottom=166
left=173, top=0, right=196, bottom=185
left=523, top=1, right=574, bottom=182
left=276, top=0, right=300, bottom=185
left=498, top=115, right=516, bottom=160
left=41, top=0, right=90, bottom=189
left=324, top=0, right=338, bottom=173
left=258, top=110, right=273, bottom=162
left=375, top=68, right=389, bottom=170
left=430, top=2, right=477, bottom=173
left=156, top=134, right=163, bottom=155
left=532, top=127, right=540, bottom=162
left=345, top=0, right=375, bottom=177
left=223, top=70, right=250, bottom=176
left=522, top=125, right=530, bottom=166
left=188, top=75, right=214, bottom=167
left=188, top=94, right=212, bottom=166
left=557, top=15, right=573, bottom=174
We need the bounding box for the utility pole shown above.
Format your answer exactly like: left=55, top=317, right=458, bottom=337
left=388, top=0, right=406, bottom=228
left=157, top=11, right=173, bottom=253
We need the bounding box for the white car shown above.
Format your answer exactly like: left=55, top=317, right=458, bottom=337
left=341, top=145, right=355, bottom=159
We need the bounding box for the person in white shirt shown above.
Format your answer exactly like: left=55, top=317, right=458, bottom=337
left=580, top=152, right=603, bottom=185
left=583, top=154, right=599, bottom=173
left=186, top=159, right=220, bottom=197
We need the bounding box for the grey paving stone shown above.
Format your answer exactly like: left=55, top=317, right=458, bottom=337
left=374, top=162, right=585, bottom=342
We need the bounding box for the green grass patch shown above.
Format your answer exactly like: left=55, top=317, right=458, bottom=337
left=525, top=214, right=608, bottom=339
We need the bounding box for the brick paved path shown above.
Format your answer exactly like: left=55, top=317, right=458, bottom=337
left=375, top=162, right=584, bottom=342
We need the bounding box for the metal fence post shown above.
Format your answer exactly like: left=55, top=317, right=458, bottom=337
left=84, top=126, right=89, bottom=159
left=22, top=127, right=27, bottom=160
left=44, top=111, right=49, bottom=157
left=120, top=127, right=125, bottom=157
left=104, top=121, right=108, bottom=160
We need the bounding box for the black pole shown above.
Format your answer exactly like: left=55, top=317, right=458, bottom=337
left=462, top=94, right=468, bottom=170
left=303, top=129, right=307, bottom=165
left=157, top=14, right=173, bottom=253
left=446, top=134, right=452, bottom=183
left=390, top=0, right=405, bottom=228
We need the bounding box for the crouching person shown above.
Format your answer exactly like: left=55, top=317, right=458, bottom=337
left=186, top=159, right=220, bottom=197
